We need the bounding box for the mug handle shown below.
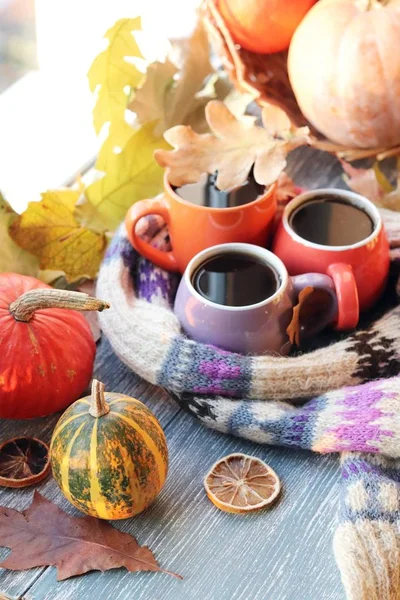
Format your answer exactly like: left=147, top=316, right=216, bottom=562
left=327, top=263, right=359, bottom=330
left=125, top=195, right=179, bottom=272
left=291, top=273, right=339, bottom=339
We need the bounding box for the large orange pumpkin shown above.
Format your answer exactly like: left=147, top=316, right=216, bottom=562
left=0, top=273, right=109, bottom=419
left=218, top=0, right=317, bottom=54
left=288, top=0, right=400, bottom=148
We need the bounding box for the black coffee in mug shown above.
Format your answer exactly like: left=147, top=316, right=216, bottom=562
left=192, top=252, right=281, bottom=307
left=290, top=196, right=374, bottom=246
left=174, top=172, right=264, bottom=208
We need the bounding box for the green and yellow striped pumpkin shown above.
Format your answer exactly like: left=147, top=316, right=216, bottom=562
left=50, top=380, right=168, bottom=520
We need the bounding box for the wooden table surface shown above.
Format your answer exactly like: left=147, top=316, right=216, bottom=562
left=0, top=148, right=348, bottom=600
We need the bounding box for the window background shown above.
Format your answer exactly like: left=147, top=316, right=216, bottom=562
left=0, top=0, right=199, bottom=211
left=0, top=0, right=37, bottom=93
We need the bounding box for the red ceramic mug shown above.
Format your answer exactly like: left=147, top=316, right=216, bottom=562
left=272, top=188, right=390, bottom=330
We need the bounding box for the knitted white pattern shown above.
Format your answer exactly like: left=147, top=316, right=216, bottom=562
left=334, top=454, right=400, bottom=600
left=97, top=260, right=180, bottom=384
left=98, top=222, right=400, bottom=401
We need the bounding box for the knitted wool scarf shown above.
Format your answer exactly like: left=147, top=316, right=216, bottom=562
left=97, top=209, right=400, bottom=600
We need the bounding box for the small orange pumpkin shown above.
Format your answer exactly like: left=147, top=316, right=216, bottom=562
left=0, top=273, right=109, bottom=419
left=289, top=0, right=400, bottom=148
left=218, top=0, right=317, bottom=54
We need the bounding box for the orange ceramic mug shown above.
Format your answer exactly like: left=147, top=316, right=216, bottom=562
left=125, top=171, right=277, bottom=273
left=272, top=188, right=390, bottom=330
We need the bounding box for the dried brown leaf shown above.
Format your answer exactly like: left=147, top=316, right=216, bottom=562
left=261, top=104, right=292, bottom=138
left=342, top=160, right=400, bottom=211
left=0, top=492, right=181, bottom=581
left=286, top=287, right=315, bottom=346
left=342, top=160, right=386, bottom=204
left=128, top=59, right=178, bottom=135
left=155, top=101, right=309, bottom=191
left=222, top=89, right=257, bottom=120
left=129, top=20, right=214, bottom=136
left=275, top=172, right=300, bottom=205
left=164, top=19, right=213, bottom=130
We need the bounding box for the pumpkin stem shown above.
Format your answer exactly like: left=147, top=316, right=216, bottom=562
left=89, top=379, right=110, bottom=418
left=365, top=0, right=389, bottom=7
left=9, top=289, right=110, bottom=322
left=356, top=0, right=387, bottom=7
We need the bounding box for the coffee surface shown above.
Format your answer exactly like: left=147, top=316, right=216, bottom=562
left=290, top=197, right=374, bottom=246
left=174, top=172, right=264, bottom=208
left=192, top=253, right=280, bottom=307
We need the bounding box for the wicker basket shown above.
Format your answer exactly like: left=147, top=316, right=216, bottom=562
left=202, top=0, right=400, bottom=162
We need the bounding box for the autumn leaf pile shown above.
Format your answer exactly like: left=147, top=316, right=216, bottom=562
left=0, top=15, right=313, bottom=285
left=0, top=18, right=229, bottom=284
left=2, top=12, right=400, bottom=285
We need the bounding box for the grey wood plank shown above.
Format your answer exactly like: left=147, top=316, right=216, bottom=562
left=287, top=147, right=345, bottom=190
left=0, top=336, right=180, bottom=598
left=25, top=410, right=344, bottom=600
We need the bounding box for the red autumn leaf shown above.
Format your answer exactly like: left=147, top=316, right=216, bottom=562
left=0, top=492, right=181, bottom=581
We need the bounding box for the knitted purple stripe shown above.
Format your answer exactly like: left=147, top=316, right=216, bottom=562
left=136, top=258, right=179, bottom=307
left=158, top=338, right=252, bottom=398
left=105, top=225, right=130, bottom=263
left=104, top=224, right=178, bottom=307
left=103, top=224, right=254, bottom=396
left=338, top=455, right=400, bottom=524
left=318, top=384, right=395, bottom=453
left=227, top=394, right=327, bottom=449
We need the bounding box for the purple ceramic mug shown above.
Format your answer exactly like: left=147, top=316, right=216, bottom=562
left=174, top=243, right=339, bottom=355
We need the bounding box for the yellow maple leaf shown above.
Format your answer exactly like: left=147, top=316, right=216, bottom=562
left=0, top=194, right=39, bottom=276
left=87, top=17, right=144, bottom=146
left=83, top=122, right=169, bottom=231
left=9, top=190, right=107, bottom=282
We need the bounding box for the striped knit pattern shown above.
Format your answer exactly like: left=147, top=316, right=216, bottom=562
left=96, top=209, right=400, bottom=599
left=334, top=453, right=400, bottom=600
left=173, top=377, right=400, bottom=458
left=98, top=216, right=400, bottom=403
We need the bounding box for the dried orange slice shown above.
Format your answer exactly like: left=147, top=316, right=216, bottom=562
left=0, top=437, right=50, bottom=488
left=204, top=453, right=281, bottom=513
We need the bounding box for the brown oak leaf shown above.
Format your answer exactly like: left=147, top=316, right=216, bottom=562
left=0, top=492, right=181, bottom=581
left=154, top=101, right=310, bottom=191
